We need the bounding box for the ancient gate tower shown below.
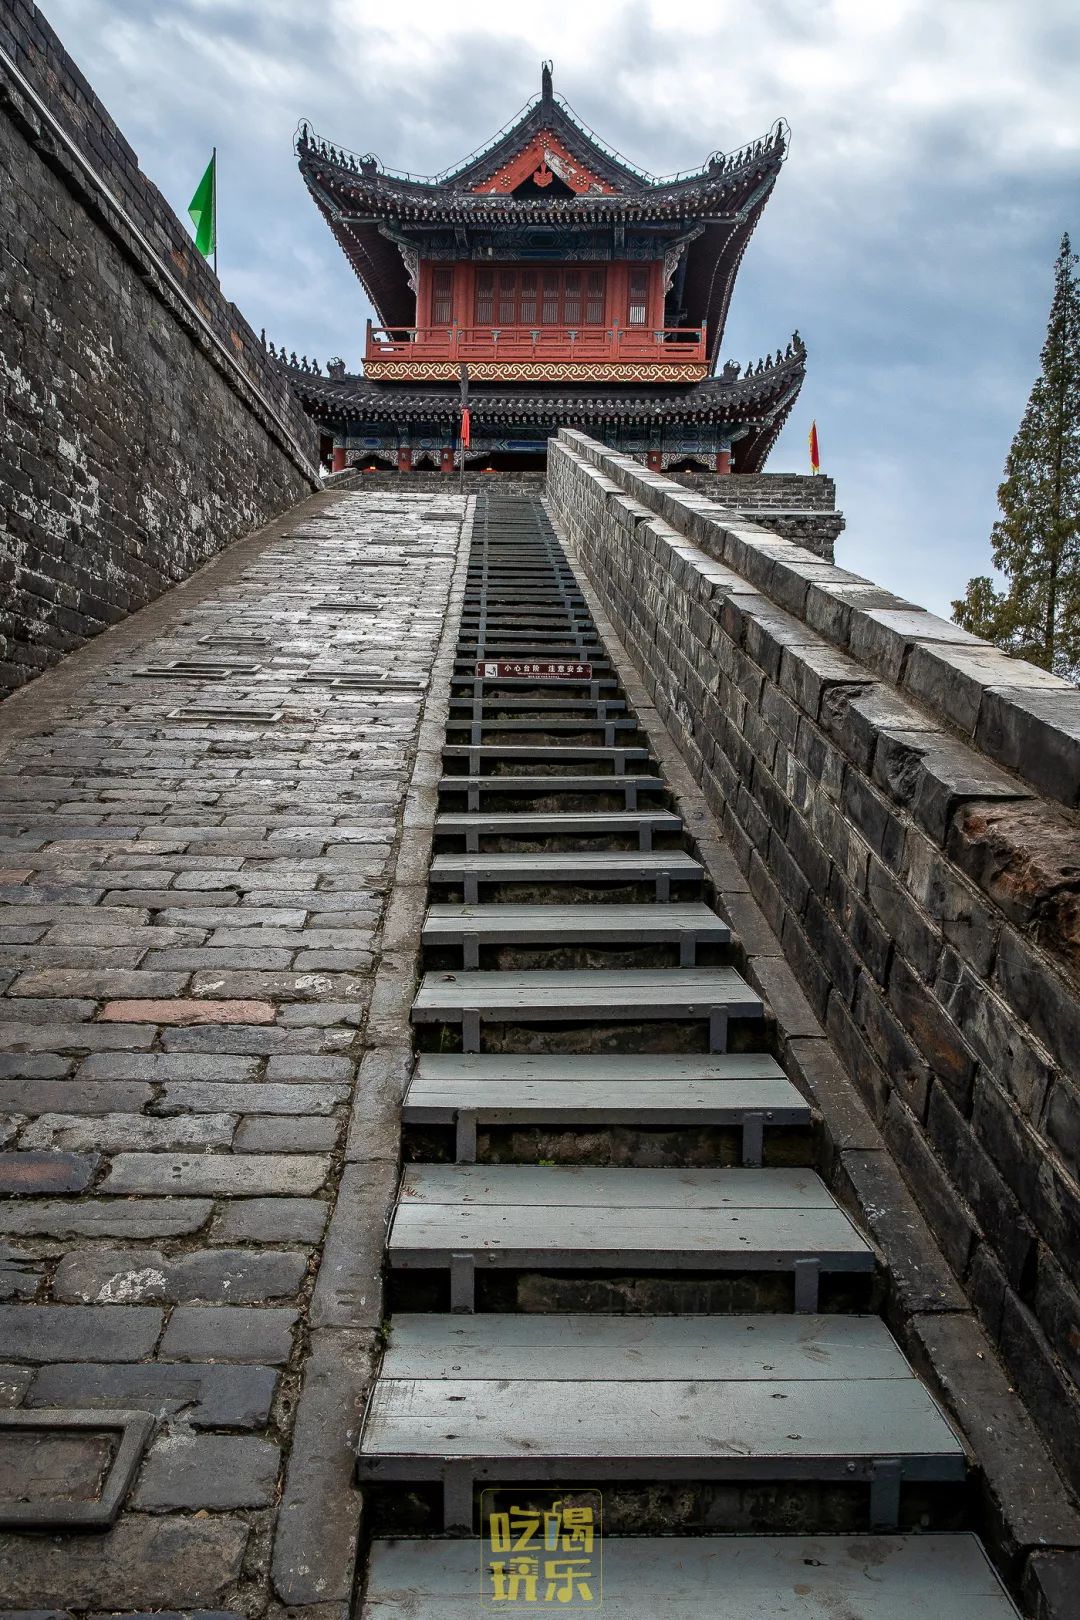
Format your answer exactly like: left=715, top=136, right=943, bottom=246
left=286, top=64, right=805, bottom=476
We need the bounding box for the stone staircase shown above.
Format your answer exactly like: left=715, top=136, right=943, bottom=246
left=352, top=493, right=1020, bottom=1615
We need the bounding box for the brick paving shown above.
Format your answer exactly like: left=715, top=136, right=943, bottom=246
left=0, top=486, right=464, bottom=1613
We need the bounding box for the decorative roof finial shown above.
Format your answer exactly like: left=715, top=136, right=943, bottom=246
left=541, top=61, right=553, bottom=104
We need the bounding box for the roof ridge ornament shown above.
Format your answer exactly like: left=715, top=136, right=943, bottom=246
left=542, top=61, right=554, bottom=105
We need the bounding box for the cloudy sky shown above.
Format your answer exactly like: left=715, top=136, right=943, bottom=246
left=42, top=0, right=1079, bottom=617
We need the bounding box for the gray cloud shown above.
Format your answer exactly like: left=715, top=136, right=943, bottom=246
left=40, top=0, right=1079, bottom=615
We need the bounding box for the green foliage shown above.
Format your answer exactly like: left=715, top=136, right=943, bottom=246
left=953, top=233, right=1080, bottom=682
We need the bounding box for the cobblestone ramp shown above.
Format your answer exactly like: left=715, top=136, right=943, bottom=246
left=356, top=494, right=1021, bottom=1616
left=0, top=488, right=463, bottom=1610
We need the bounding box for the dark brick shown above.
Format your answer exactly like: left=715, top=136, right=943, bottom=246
left=784, top=806, right=831, bottom=901
left=968, top=1243, right=1008, bottom=1341
left=882, top=1094, right=976, bottom=1279
left=161, top=1305, right=297, bottom=1364
left=0, top=1517, right=249, bottom=1608
left=826, top=991, right=889, bottom=1124
left=973, top=1076, right=1080, bottom=1280
left=1023, top=1550, right=1080, bottom=1620
left=134, top=1434, right=280, bottom=1510
left=999, top=1288, right=1080, bottom=1497
left=827, top=866, right=892, bottom=985
left=993, top=925, right=1080, bottom=1078
left=886, top=952, right=975, bottom=1110
left=836, top=1147, right=966, bottom=1314
left=802, top=890, right=859, bottom=1006
left=976, top=686, right=1080, bottom=809
left=53, top=1247, right=308, bottom=1304
left=926, top=1083, right=1035, bottom=1287
left=1045, top=1079, right=1080, bottom=1168
left=865, top=852, right=939, bottom=981
left=819, top=683, right=906, bottom=773
left=0, top=1150, right=98, bottom=1193
left=210, top=1197, right=329, bottom=1245
left=233, top=1114, right=340, bottom=1152
left=0, top=1303, right=161, bottom=1361
left=841, top=770, right=906, bottom=867
left=935, top=946, right=1052, bottom=1119
left=1033, top=1249, right=1080, bottom=1390
left=852, top=975, right=931, bottom=1121
left=779, top=912, right=831, bottom=1024
left=908, top=1310, right=1080, bottom=1561
left=28, top=1360, right=279, bottom=1428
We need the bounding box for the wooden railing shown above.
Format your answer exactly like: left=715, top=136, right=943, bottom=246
left=364, top=321, right=708, bottom=367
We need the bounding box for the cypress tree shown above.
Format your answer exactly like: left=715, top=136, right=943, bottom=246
left=952, top=233, right=1080, bottom=682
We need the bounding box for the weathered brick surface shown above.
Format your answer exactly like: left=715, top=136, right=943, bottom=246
left=0, top=4, right=319, bottom=698
left=667, top=471, right=844, bottom=559
left=549, top=428, right=1080, bottom=1500
left=0, top=481, right=462, bottom=1609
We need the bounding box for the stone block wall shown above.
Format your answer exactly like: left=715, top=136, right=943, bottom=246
left=0, top=2, right=319, bottom=697
left=668, top=472, right=844, bottom=560
left=672, top=470, right=840, bottom=510
left=548, top=428, right=1080, bottom=1493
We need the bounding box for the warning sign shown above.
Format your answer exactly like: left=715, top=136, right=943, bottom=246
left=474, top=660, right=593, bottom=679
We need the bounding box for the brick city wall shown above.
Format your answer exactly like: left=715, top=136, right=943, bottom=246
left=0, top=2, right=319, bottom=698
left=670, top=471, right=844, bottom=560
left=548, top=428, right=1080, bottom=1493
left=676, top=471, right=841, bottom=511
left=332, top=466, right=843, bottom=556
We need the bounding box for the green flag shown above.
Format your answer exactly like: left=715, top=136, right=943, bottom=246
left=188, top=152, right=216, bottom=260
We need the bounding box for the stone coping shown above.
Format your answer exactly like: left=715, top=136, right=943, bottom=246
left=556, top=429, right=1079, bottom=810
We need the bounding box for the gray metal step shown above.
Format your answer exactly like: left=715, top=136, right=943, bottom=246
left=389, top=1165, right=872, bottom=1309
left=454, top=648, right=608, bottom=662
left=445, top=715, right=637, bottom=734
left=411, top=967, right=763, bottom=1052
left=360, top=1534, right=1020, bottom=1618
left=435, top=811, right=682, bottom=850
left=450, top=676, right=620, bottom=692
left=448, top=697, right=627, bottom=711
left=355, top=1313, right=966, bottom=1528
left=443, top=744, right=650, bottom=771
left=430, top=848, right=702, bottom=874
left=430, top=850, right=702, bottom=899
left=438, top=776, right=667, bottom=810
left=424, top=902, right=728, bottom=967
left=403, top=1052, right=809, bottom=1164
left=458, top=628, right=597, bottom=642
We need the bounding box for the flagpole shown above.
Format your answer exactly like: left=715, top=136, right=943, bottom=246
left=212, top=146, right=218, bottom=278
left=459, top=362, right=469, bottom=498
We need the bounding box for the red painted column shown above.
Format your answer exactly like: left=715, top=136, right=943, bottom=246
left=715, top=448, right=732, bottom=475
left=397, top=447, right=413, bottom=473
left=331, top=442, right=347, bottom=474
left=440, top=447, right=455, bottom=474
left=646, top=451, right=662, bottom=472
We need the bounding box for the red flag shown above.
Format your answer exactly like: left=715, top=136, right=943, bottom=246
left=461, top=408, right=471, bottom=449
left=808, top=420, right=820, bottom=474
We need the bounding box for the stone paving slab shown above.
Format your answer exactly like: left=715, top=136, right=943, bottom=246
left=0, top=487, right=465, bottom=1612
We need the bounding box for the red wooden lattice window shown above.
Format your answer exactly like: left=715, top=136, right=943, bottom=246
left=473, top=266, right=608, bottom=327
left=474, top=268, right=495, bottom=325
left=628, top=267, right=649, bottom=327
left=431, top=266, right=453, bottom=326
left=585, top=270, right=604, bottom=324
